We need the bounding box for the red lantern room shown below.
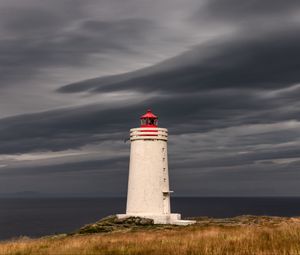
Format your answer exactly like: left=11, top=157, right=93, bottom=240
left=140, top=109, right=158, bottom=128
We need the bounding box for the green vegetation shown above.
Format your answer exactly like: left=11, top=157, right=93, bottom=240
left=76, top=215, right=154, bottom=234
left=1, top=215, right=300, bottom=255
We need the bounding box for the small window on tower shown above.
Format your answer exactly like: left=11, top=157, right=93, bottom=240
left=141, top=119, right=146, bottom=126
left=149, top=118, right=155, bottom=125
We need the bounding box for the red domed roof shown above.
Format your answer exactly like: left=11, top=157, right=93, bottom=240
left=140, top=109, right=157, bottom=119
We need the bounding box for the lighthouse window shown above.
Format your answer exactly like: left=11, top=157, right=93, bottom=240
left=162, top=148, right=165, bottom=152
left=140, top=116, right=158, bottom=126
left=149, top=118, right=155, bottom=125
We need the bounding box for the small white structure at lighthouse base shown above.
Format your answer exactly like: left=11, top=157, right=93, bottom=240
left=117, top=110, right=195, bottom=225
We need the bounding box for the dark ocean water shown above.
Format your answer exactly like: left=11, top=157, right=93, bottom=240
left=1, top=197, right=300, bottom=240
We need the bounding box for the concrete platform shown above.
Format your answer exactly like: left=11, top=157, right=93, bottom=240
left=116, top=213, right=196, bottom=225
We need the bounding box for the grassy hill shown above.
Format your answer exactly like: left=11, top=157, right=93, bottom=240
left=1, top=215, right=300, bottom=255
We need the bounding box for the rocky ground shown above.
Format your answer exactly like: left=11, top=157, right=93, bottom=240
left=72, top=214, right=299, bottom=235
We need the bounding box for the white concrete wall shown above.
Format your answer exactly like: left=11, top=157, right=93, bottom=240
left=126, top=128, right=171, bottom=215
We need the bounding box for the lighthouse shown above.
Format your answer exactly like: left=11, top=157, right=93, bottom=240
left=117, top=109, right=195, bottom=225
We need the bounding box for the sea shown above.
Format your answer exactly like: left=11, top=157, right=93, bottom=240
left=1, top=197, right=300, bottom=240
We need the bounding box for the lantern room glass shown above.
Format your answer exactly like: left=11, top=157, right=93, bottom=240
left=141, top=118, right=158, bottom=127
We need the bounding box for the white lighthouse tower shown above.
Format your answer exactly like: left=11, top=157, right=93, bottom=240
left=118, top=109, right=195, bottom=225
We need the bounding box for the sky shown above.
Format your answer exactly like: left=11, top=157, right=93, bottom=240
left=1, top=0, right=300, bottom=196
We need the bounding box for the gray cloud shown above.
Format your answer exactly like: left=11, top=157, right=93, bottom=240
left=1, top=0, right=300, bottom=196
left=0, top=156, right=128, bottom=176
left=0, top=18, right=158, bottom=86
left=1, top=85, right=300, bottom=156
left=58, top=27, right=300, bottom=95
left=193, top=0, right=300, bottom=24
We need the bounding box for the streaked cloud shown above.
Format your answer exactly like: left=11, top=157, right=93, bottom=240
left=0, top=0, right=300, bottom=196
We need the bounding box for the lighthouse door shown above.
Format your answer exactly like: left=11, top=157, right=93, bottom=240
left=163, top=193, right=170, bottom=214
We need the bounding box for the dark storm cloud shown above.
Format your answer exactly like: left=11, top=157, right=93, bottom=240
left=0, top=85, right=299, bottom=155
left=1, top=0, right=300, bottom=196
left=172, top=146, right=300, bottom=169
left=0, top=1, right=157, bottom=85
left=58, top=27, right=300, bottom=94
left=172, top=161, right=300, bottom=196
left=0, top=3, right=81, bottom=35
left=0, top=104, right=133, bottom=154
left=0, top=91, right=267, bottom=153
left=193, top=0, right=300, bottom=23
left=0, top=156, right=128, bottom=176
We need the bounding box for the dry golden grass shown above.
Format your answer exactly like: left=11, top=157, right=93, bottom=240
left=1, top=217, right=300, bottom=255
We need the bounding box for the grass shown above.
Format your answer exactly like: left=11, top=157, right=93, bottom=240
left=1, top=216, right=300, bottom=255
